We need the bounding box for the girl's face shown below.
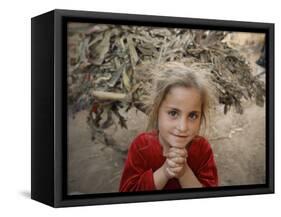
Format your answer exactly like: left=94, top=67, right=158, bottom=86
left=158, top=86, right=202, bottom=150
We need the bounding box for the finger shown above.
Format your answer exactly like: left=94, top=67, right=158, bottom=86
left=166, top=151, right=177, bottom=158
left=169, top=147, right=187, bottom=155
left=170, top=156, right=186, bottom=164
left=167, top=158, right=179, bottom=168
left=169, top=143, right=186, bottom=149
left=167, top=152, right=188, bottom=160
left=167, top=155, right=185, bottom=164
left=166, top=167, right=176, bottom=178
left=168, top=148, right=188, bottom=158
left=170, top=166, right=183, bottom=174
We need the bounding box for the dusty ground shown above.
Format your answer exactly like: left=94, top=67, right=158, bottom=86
left=210, top=102, right=265, bottom=186
left=67, top=100, right=265, bottom=194
left=67, top=32, right=266, bottom=194
left=68, top=108, right=148, bottom=194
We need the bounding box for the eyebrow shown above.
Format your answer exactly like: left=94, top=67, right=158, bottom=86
left=165, top=106, right=180, bottom=111
left=165, top=106, right=201, bottom=113
left=189, top=111, right=201, bottom=114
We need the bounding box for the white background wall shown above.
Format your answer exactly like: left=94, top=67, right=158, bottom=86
left=0, top=0, right=279, bottom=216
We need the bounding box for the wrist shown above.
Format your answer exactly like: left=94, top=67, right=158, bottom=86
left=153, top=164, right=170, bottom=190
left=161, top=164, right=172, bottom=180
left=178, top=163, right=189, bottom=180
left=178, top=163, right=203, bottom=188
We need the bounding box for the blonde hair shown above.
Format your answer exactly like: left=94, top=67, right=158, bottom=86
left=145, top=62, right=212, bottom=136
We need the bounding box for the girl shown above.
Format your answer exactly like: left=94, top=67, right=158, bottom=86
left=119, top=62, right=218, bottom=192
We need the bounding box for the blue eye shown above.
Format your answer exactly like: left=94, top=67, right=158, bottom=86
left=168, top=110, right=178, bottom=118
left=189, top=112, right=198, bottom=120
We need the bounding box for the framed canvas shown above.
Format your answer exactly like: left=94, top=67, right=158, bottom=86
left=31, top=9, right=274, bottom=207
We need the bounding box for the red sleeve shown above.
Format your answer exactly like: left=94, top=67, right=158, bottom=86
left=119, top=136, right=156, bottom=192
left=195, top=139, right=218, bottom=187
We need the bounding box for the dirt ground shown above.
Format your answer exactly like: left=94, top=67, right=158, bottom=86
left=67, top=32, right=266, bottom=194
left=67, top=100, right=265, bottom=194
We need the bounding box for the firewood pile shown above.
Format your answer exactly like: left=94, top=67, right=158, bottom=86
left=67, top=23, right=265, bottom=142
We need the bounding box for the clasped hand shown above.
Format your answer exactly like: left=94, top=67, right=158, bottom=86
left=164, top=146, right=188, bottom=179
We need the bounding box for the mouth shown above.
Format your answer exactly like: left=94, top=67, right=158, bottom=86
left=171, top=133, right=189, bottom=138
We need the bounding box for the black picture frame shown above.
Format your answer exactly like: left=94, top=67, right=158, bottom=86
left=31, top=9, right=274, bottom=208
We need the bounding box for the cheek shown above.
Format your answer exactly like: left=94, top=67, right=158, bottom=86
left=192, top=119, right=201, bottom=132
left=158, top=113, right=174, bottom=130
left=158, top=116, right=169, bottom=129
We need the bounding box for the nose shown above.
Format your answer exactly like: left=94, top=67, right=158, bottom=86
left=176, top=117, right=189, bottom=132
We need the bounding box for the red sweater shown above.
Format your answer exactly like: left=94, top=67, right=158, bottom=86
left=119, top=131, right=218, bottom=192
